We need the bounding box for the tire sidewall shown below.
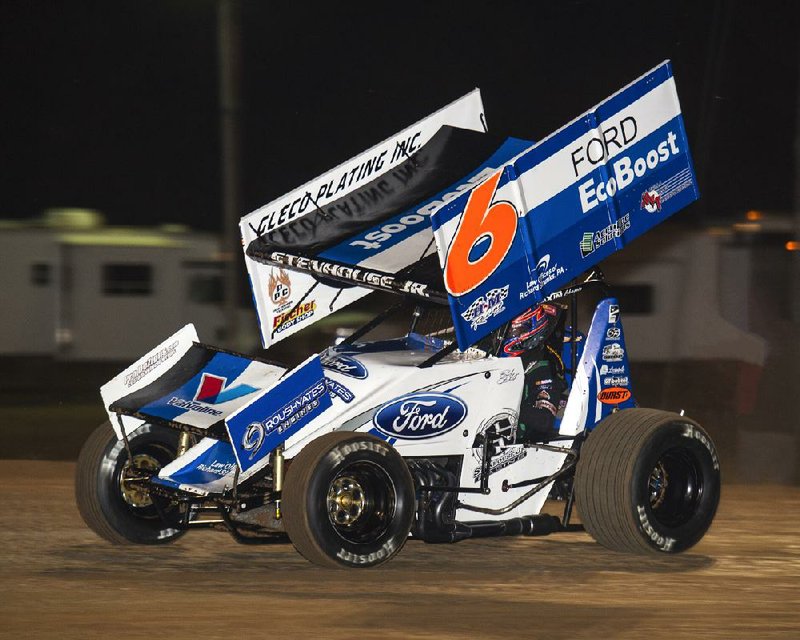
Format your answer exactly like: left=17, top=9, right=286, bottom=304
left=96, top=424, right=184, bottom=544
left=303, top=437, right=414, bottom=568
left=630, top=420, right=720, bottom=553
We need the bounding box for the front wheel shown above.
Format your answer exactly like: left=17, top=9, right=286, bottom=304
left=282, top=432, right=415, bottom=568
left=574, top=408, right=720, bottom=554
left=75, top=421, right=185, bottom=545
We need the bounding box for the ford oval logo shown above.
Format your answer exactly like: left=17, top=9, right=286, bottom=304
left=373, top=393, right=467, bottom=440
left=320, top=353, right=368, bottom=379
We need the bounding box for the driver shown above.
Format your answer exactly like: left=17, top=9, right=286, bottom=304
left=502, top=302, right=567, bottom=443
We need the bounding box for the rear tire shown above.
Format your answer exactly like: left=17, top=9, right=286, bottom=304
left=575, top=408, right=720, bottom=554
left=75, top=421, right=185, bottom=545
left=282, top=432, right=414, bottom=568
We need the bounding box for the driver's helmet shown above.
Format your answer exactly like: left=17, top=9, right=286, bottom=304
left=502, top=302, right=564, bottom=357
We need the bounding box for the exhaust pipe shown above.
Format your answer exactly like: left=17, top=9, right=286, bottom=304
left=422, top=514, right=565, bottom=543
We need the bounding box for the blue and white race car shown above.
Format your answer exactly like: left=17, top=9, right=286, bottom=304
left=76, top=61, right=720, bottom=568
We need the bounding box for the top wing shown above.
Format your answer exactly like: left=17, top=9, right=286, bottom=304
left=432, top=60, right=700, bottom=349
left=240, top=90, right=488, bottom=348
left=245, top=126, right=531, bottom=305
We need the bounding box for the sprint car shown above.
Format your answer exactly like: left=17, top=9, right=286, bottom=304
left=76, top=61, right=720, bottom=568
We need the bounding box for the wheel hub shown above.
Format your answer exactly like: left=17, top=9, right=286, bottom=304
left=327, top=475, right=366, bottom=526
left=119, top=453, right=160, bottom=508
left=649, top=461, right=669, bottom=509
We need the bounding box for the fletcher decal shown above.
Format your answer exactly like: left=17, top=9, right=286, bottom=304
left=373, top=393, right=467, bottom=440
left=273, top=301, right=316, bottom=334
left=461, top=286, right=509, bottom=330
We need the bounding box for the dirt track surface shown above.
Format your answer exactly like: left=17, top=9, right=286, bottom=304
left=1, top=462, right=798, bottom=639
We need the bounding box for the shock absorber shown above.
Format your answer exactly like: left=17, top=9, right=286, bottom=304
left=177, top=430, right=192, bottom=458
left=273, top=445, right=285, bottom=519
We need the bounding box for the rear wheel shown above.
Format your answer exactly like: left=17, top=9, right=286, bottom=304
left=574, top=408, right=720, bottom=553
left=282, top=432, right=414, bottom=568
left=75, top=421, right=185, bottom=544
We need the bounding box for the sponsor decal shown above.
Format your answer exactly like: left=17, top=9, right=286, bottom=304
left=320, top=352, right=368, bottom=379
left=497, top=369, right=520, bottom=385
left=461, top=286, right=509, bottom=330
left=473, top=446, right=527, bottom=482
left=326, top=378, right=355, bottom=403
left=520, top=254, right=567, bottom=300
left=273, top=301, right=316, bottom=334
left=577, top=130, right=682, bottom=214
left=167, top=373, right=259, bottom=417
left=602, top=343, right=625, bottom=362
left=641, top=189, right=662, bottom=213
left=241, top=377, right=328, bottom=459
left=195, top=460, right=236, bottom=477
left=194, top=373, right=258, bottom=404
left=599, top=364, right=625, bottom=375
left=472, top=412, right=518, bottom=454
left=373, top=392, right=467, bottom=440
left=597, top=387, right=632, bottom=404
left=269, top=253, right=431, bottom=298
left=579, top=213, right=631, bottom=258
left=348, top=167, right=496, bottom=253
left=267, top=268, right=292, bottom=307
left=608, top=304, right=620, bottom=324
left=124, top=340, right=179, bottom=387
left=167, top=397, right=223, bottom=417
left=606, top=327, right=621, bottom=340
left=641, top=167, right=694, bottom=214
left=603, top=375, right=629, bottom=387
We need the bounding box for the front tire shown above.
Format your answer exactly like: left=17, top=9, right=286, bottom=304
left=282, top=432, right=415, bottom=568
left=75, top=421, right=185, bottom=545
left=575, top=409, right=720, bottom=554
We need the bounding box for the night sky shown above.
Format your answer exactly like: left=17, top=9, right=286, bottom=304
left=2, top=1, right=797, bottom=232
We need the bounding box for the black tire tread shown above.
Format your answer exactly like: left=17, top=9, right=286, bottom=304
left=575, top=408, right=700, bottom=553
left=75, top=421, right=132, bottom=545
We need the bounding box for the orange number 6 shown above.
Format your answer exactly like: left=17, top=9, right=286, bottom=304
left=444, top=171, right=518, bottom=296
